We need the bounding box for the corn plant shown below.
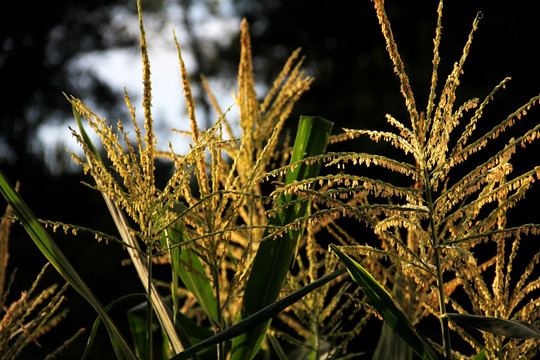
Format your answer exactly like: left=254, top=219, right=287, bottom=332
left=0, top=0, right=346, bottom=358
left=264, top=0, right=540, bottom=359
left=1, top=0, right=540, bottom=359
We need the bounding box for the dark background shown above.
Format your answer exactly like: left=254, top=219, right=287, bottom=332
left=1, top=0, right=539, bottom=358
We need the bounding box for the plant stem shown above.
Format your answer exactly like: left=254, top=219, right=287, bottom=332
left=212, top=261, right=224, bottom=359
left=433, top=244, right=451, bottom=359
left=307, top=317, right=319, bottom=360
left=147, top=245, right=154, bottom=359
left=423, top=168, right=451, bottom=359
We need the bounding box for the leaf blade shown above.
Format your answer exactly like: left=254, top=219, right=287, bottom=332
left=159, top=215, right=220, bottom=326
left=171, top=268, right=346, bottom=360
left=443, top=313, right=540, bottom=339
left=330, top=244, right=439, bottom=360
left=0, top=170, right=138, bottom=360
left=230, top=115, right=333, bottom=360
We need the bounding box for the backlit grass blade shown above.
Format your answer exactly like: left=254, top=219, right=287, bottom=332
left=0, top=170, right=137, bottom=360
left=159, top=225, right=181, bottom=322
left=473, top=349, right=487, bottom=360
left=160, top=218, right=220, bottom=325
left=373, top=275, right=414, bottom=360
left=330, top=244, right=440, bottom=360
left=171, top=268, right=346, bottom=360
left=230, top=115, right=333, bottom=360
left=178, top=249, right=219, bottom=323
left=443, top=313, right=540, bottom=339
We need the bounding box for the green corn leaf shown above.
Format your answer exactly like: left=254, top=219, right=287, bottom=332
left=171, top=267, right=346, bottom=360
left=178, top=248, right=220, bottom=324
left=156, top=204, right=183, bottom=322
left=442, top=313, right=540, bottom=339
left=127, top=300, right=205, bottom=360
left=159, top=224, right=181, bottom=323
left=156, top=204, right=220, bottom=326
left=175, top=311, right=214, bottom=343
left=373, top=275, right=414, bottom=360
left=157, top=200, right=220, bottom=327
left=72, top=102, right=102, bottom=163
left=230, top=115, right=333, bottom=360
left=473, top=349, right=487, bottom=360
left=330, top=244, right=440, bottom=360
left=267, top=334, right=289, bottom=360
left=127, top=302, right=149, bottom=359
left=373, top=320, right=414, bottom=360
left=129, top=301, right=200, bottom=360
left=82, top=293, right=145, bottom=360
left=0, top=170, right=138, bottom=360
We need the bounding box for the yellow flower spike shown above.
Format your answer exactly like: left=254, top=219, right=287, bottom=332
left=237, top=19, right=261, bottom=135
left=171, top=26, right=212, bottom=201
left=136, top=0, right=157, bottom=228
left=371, top=0, right=419, bottom=128
left=171, top=26, right=198, bottom=143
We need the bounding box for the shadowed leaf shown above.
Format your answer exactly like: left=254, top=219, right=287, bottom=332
left=172, top=268, right=346, bottom=360
left=330, top=244, right=440, bottom=360
left=443, top=313, right=540, bottom=339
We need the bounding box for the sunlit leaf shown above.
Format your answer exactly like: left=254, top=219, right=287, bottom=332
left=230, top=115, right=333, bottom=360
left=157, top=209, right=220, bottom=326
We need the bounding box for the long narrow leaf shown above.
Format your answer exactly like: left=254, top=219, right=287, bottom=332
left=126, top=298, right=205, bottom=360
left=330, top=244, right=439, bottom=360
left=172, top=268, right=346, bottom=360
left=178, top=249, right=220, bottom=323
left=443, top=313, right=540, bottom=339
left=175, top=311, right=214, bottom=343
left=0, top=170, right=138, bottom=360
left=82, top=293, right=146, bottom=360
left=127, top=302, right=151, bottom=359
left=230, top=115, right=333, bottom=360
left=473, top=349, right=487, bottom=360
left=267, top=334, right=289, bottom=360
left=373, top=275, right=414, bottom=360
left=160, top=217, right=219, bottom=325
left=373, top=321, right=414, bottom=360
left=159, top=224, right=181, bottom=323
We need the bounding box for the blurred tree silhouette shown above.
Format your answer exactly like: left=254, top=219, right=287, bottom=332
left=0, top=0, right=173, bottom=177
